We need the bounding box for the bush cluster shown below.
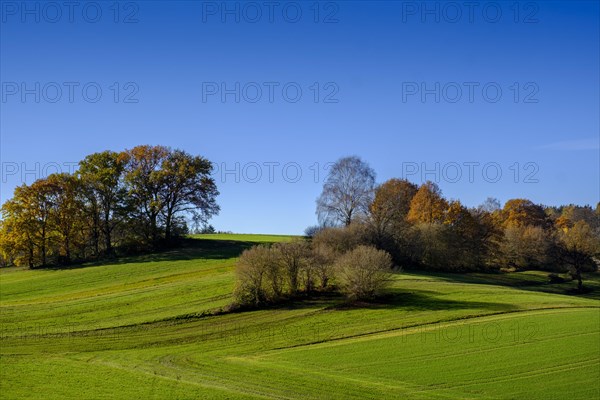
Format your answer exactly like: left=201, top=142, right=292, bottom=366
left=233, top=237, right=393, bottom=307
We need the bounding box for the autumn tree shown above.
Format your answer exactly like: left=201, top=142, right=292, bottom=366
left=443, top=201, right=483, bottom=269
left=369, top=178, right=417, bottom=242
left=158, top=149, right=219, bottom=242
left=316, top=156, right=376, bottom=226
left=122, top=145, right=219, bottom=247
left=0, top=195, right=37, bottom=267
left=122, top=145, right=170, bottom=246
left=469, top=206, right=503, bottom=268
left=500, top=225, right=552, bottom=270
left=0, top=181, right=55, bottom=267
left=500, top=199, right=548, bottom=228
left=495, top=198, right=553, bottom=270
left=407, top=181, right=448, bottom=224
left=404, top=182, right=450, bottom=268
left=78, top=150, right=126, bottom=256
left=410, top=223, right=449, bottom=269
left=0, top=145, right=220, bottom=267
left=558, top=204, right=600, bottom=235
left=46, top=173, right=84, bottom=264
left=556, top=220, right=600, bottom=291
left=21, top=181, right=56, bottom=266
left=0, top=220, right=11, bottom=267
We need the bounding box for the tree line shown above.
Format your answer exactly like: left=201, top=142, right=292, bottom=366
left=316, top=156, right=599, bottom=288
left=233, top=156, right=599, bottom=305
left=0, top=145, right=219, bottom=268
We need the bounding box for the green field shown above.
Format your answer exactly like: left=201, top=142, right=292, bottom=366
left=1, top=234, right=599, bottom=399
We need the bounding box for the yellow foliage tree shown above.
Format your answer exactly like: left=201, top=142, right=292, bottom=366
left=407, top=181, right=448, bottom=224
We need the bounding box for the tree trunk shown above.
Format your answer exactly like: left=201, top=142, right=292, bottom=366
left=65, top=236, right=71, bottom=264
left=165, top=212, right=172, bottom=243
left=28, top=247, right=34, bottom=269
left=104, top=210, right=113, bottom=256
left=92, top=225, right=99, bottom=256
left=41, top=225, right=47, bottom=266
left=92, top=210, right=100, bottom=256
left=105, top=231, right=113, bottom=256
left=306, top=270, right=313, bottom=292
left=576, top=267, right=583, bottom=291
left=150, top=213, right=159, bottom=247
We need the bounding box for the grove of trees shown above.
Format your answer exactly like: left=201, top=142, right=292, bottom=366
left=313, top=156, right=599, bottom=275
left=0, top=145, right=219, bottom=268
left=234, top=155, right=599, bottom=304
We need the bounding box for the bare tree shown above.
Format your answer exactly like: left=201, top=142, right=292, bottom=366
left=309, top=243, right=336, bottom=289
left=478, top=197, right=502, bottom=213
left=234, top=245, right=280, bottom=306
left=316, top=156, right=376, bottom=226
left=274, top=240, right=310, bottom=294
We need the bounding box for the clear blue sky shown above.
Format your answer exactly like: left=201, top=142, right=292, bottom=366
left=1, top=1, right=598, bottom=234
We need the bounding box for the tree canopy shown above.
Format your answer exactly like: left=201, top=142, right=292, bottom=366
left=0, top=145, right=219, bottom=267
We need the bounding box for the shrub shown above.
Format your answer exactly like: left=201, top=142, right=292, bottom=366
left=274, top=239, right=311, bottom=294
left=234, top=245, right=280, bottom=306
left=334, top=245, right=393, bottom=300
left=312, top=223, right=371, bottom=256
left=304, top=225, right=323, bottom=238
left=309, top=243, right=336, bottom=289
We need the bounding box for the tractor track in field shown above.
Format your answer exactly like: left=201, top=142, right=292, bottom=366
left=82, top=356, right=280, bottom=400
left=259, top=306, right=600, bottom=354
left=3, top=304, right=597, bottom=345
left=440, top=358, right=599, bottom=390
left=0, top=264, right=233, bottom=307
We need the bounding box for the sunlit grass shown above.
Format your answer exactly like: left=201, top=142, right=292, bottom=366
left=1, top=234, right=598, bottom=399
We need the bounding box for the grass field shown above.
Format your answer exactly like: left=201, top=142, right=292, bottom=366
left=1, top=234, right=599, bottom=399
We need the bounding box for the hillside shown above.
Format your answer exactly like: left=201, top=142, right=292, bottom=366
left=1, top=235, right=599, bottom=399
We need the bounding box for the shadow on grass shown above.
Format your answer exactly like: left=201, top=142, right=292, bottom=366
left=410, top=270, right=600, bottom=300
left=328, top=290, right=517, bottom=312
left=41, top=238, right=270, bottom=271
left=224, top=288, right=517, bottom=318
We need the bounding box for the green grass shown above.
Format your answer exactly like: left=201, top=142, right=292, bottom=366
left=1, top=234, right=599, bottom=399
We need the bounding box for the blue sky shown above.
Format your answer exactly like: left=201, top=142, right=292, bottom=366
left=1, top=0, right=598, bottom=234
